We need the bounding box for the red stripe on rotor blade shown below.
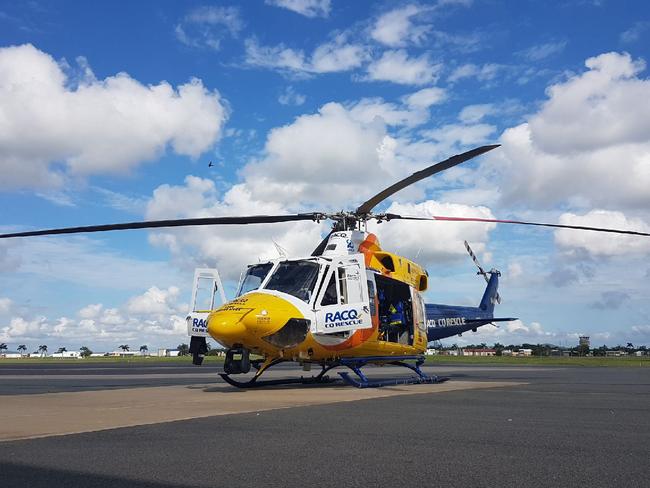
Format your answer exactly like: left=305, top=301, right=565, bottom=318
left=430, top=216, right=650, bottom=237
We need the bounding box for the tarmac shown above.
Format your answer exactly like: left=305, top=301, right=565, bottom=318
left=0, top=361, right=648, bottom=487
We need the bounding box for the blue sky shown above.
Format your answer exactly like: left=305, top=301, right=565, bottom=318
left=1, top=0, right=650, bottom=352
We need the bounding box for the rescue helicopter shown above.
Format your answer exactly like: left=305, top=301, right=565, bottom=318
left=2, top=145, right=649, bottom=388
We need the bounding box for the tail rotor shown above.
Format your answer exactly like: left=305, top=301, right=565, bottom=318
left=464, top=240, right=501, bottom=304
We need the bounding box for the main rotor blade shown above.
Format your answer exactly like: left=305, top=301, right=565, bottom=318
left=0, top=213, right=323, bottom=239
left=355, top=144, right=500, bottom=216
left=386, top=214, right=650, bottom=237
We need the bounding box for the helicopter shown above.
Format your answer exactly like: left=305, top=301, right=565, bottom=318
left=2, top=145, right=649, bottom=388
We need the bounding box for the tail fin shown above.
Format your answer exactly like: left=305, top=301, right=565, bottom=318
left=479, top=272, right=500, bottom=315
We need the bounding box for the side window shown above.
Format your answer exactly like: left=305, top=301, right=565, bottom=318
left=321, top=271, right=338, bottom=306
left=367, top=280, right=376, bottom=316
left=338, top=267, right=348, bottom=304
left=193, top=277, right=217, bottom=311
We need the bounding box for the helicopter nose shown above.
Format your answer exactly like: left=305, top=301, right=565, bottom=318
left=207, top=292, right=310, bottom=350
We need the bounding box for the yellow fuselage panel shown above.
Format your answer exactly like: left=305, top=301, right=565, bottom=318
left=368, top=251, right=427, bottom=291
left=207, top=291, right=428, bottom=361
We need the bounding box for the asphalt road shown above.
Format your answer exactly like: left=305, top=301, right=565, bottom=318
left=1, top=363, right=648, bottom=487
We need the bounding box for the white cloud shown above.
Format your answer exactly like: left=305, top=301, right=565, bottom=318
left=244, top=36, right=367, bottom=75
left=507, top=262, right=523, bottom=279
left=143, top=97, right=509, bottom=280
left=241, top=102, right=392, bottom=206
left=0, top=297, right=12, bottom=314
left=518, top=41, right=567, bottom=62
left=145, top=176, right=326, bottom=280
left=346, top=97, right=429, bottom=128
left=368, top=200, right=496, bottom=266
left=0, top=240, right=21, bottom=272
left=555, top=210, right=650, bottom=257
left=265, top=0, right=331, bottom=18
left=402, top=87, right=447, bottom=108
left=620, top=21, right=650, bottom=44
left=495, top=52, right=650, bottom=210
left=365, top=50, right=441, bottom=85
left=422, top=122, right=496, bottom=148
left=448, top=63, right=504, bottom=83
left=127, top=286, right=182, bottom=315
left=1, top=289, right=190, bottom=346
left=458, top=104, right=494, bottom=123
left=175, top=6, right=243, bottom=50
left=444, top=320, right=568, bottom=346
left=0, top=44, right=227, bottom=191
left=145, top=98, right=494, bottom=278
left=2, top=236, right=183, bottom=292
left=78, top=303, right=103, bottom=319
left=369, top=2, right=473, bottom=48
left=278, top=86, right=306, bottom=106
left=370, top=4, right=430, bottom=47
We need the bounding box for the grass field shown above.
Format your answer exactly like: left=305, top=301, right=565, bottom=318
left=0, top=356, right=224, bottom=365
left=1, top=355, right=648, bottom=367
left=423, top=355, right=650, bottom=367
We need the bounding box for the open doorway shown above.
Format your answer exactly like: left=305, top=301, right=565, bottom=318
left=375, top=274, right=413, bottom=345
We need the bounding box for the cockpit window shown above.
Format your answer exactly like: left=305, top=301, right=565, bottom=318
left=264, top=260, right=320, bottom=303
left=237, top=263, right=273, bottom=296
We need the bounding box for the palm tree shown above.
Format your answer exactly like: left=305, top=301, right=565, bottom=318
left=17, top=344, right=27, bottom=357
left=56, top=347, right=67, bottom=355
left=119, top=344, right=130, bottom=352
left=139, top=345, right=148, bottom=355
left=177, top=343, right=189, bottom=356
left=0, top=343, right=7, bottom=356
left=79, top=346, right=92, bottom=358
left=38, top=344, right=48, bottom=357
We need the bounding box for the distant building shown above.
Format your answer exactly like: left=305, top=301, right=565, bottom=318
left=517, top=349, right=533, bottom=357
left=1, top=351, right=23, bottom=359
left=425, top=348, right=438, bottom=356
left=51, top=351, right=81, bottom=359
left=439, top=349, right=459, bottom=356
left=108, top=350, right=140, bottom=357
left=579, top=336, right=590, bottom=348
left=606, top=350, right=627, bottom=357
left=461, top=348, right=496, bottom=356
left=157, top=348, right=181, bottom=357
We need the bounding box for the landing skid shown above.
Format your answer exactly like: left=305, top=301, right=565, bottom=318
left=219, top=358, right=337, bottom=389
left=219, top=355, right=447, bottom=389
left=338, top=356, right=448, bottom=388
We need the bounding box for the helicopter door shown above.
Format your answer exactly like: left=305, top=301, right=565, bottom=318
left=314, top=254, right=372, bottom=334
left=186, top=268, right=227, bottom=338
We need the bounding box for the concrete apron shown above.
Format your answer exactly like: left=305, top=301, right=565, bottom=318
left=0, top=380, right=522, bottom=442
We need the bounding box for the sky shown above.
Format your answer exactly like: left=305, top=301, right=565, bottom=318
left=1, top=0, right=650, bottom=353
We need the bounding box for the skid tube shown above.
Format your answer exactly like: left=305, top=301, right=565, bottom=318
left=219, top=355, right=447, bottom=389
left=219, top=357, right=338, bottom=388
left=337, top=356, right=448, bottom=388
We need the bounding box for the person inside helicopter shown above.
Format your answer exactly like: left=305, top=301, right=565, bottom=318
left=376, top=275, right=413, bottom=345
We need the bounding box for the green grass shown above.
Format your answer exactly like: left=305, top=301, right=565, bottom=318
left=423, top=355, right=650, bottom=367
left=0, top=355, right=224, bottom=365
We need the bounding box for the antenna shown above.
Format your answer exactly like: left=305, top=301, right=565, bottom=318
left=272, top=239, right=288, bottom=259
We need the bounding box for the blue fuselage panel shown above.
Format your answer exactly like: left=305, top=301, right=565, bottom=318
left=425, top=303, right=492, bottom=341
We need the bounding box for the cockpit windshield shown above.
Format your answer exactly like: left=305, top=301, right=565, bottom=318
left=237, top=263, right=273, bottom=297
left=264, top=260, right=321, bottom=303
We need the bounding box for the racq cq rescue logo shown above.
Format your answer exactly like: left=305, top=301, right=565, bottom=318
left=426, top=317, right=467, bottom=327
left=324, top=309, right=362, bottom=328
